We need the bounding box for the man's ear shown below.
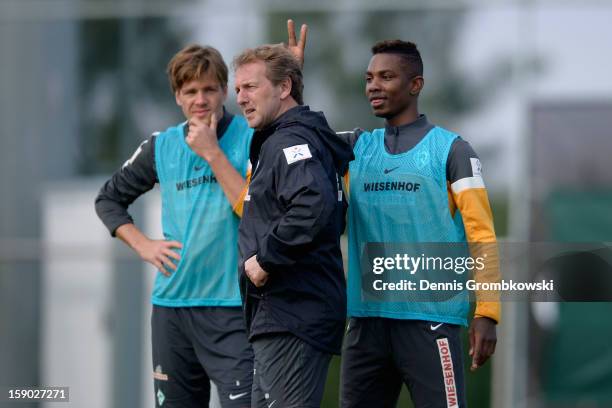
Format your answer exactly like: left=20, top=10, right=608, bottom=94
left=410, top=76, right=424, bottom=96
left=279, top=77, right=293, bottom=100
left=175, top=90, right=182, bottom=106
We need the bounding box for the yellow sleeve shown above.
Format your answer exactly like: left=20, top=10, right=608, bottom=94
left=343, top=170, right=350, bottom=198
left=232, top=168, right=251, bottom=218
left=450, top=182, right=501, bottom=324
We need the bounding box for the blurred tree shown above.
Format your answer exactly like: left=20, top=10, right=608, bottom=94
left=77, top=17, right=188, bottom=174
left=75, top=15, right=190, bottom=408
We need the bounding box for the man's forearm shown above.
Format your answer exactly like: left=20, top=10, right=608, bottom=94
left=115, top=223, right=150, bottom=255
left=206, top=149, right=247, bottom=208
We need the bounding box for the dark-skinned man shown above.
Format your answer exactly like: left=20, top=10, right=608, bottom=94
left=336, top=40, right=501, bottom=408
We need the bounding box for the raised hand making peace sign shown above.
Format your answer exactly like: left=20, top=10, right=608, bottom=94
left=286, top=19, right=308, bottom=68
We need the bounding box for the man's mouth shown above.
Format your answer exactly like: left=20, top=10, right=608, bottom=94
left=369, top=96, right=386, bottom=108
left=244, top=108, right=256, bottom=116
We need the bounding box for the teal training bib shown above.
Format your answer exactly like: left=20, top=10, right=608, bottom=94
left=347, top=127, right=469, bottom=325
left=153, top=116, right=252, bottom=306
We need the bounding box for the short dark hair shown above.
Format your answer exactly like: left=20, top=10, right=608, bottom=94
left=371, top=40, right=423, bottom=76
left=233, top=44, right=304, bottom=105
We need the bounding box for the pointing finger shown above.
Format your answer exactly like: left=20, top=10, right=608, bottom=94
left=209, top=112, right=217, bottom=133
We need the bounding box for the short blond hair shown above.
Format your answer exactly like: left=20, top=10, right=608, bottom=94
left=233, top=44, right=303, bottom=105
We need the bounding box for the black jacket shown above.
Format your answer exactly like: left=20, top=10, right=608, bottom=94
left=238, top=105, right=354, bottom=354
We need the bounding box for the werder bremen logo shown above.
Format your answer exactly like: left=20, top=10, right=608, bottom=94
left=416, top=150, right=429, bottom=170
left=157, top=389, right=165, bottom=406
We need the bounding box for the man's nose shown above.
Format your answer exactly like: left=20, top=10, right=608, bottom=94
left=195, top=91, right=206, bottom=104
left=236, top=89, right=247, bottom=105
left=366, top=79, right=381, bottom=94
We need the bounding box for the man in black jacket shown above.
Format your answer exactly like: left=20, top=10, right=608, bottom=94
left=233, top=44, right=353, bottom=408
